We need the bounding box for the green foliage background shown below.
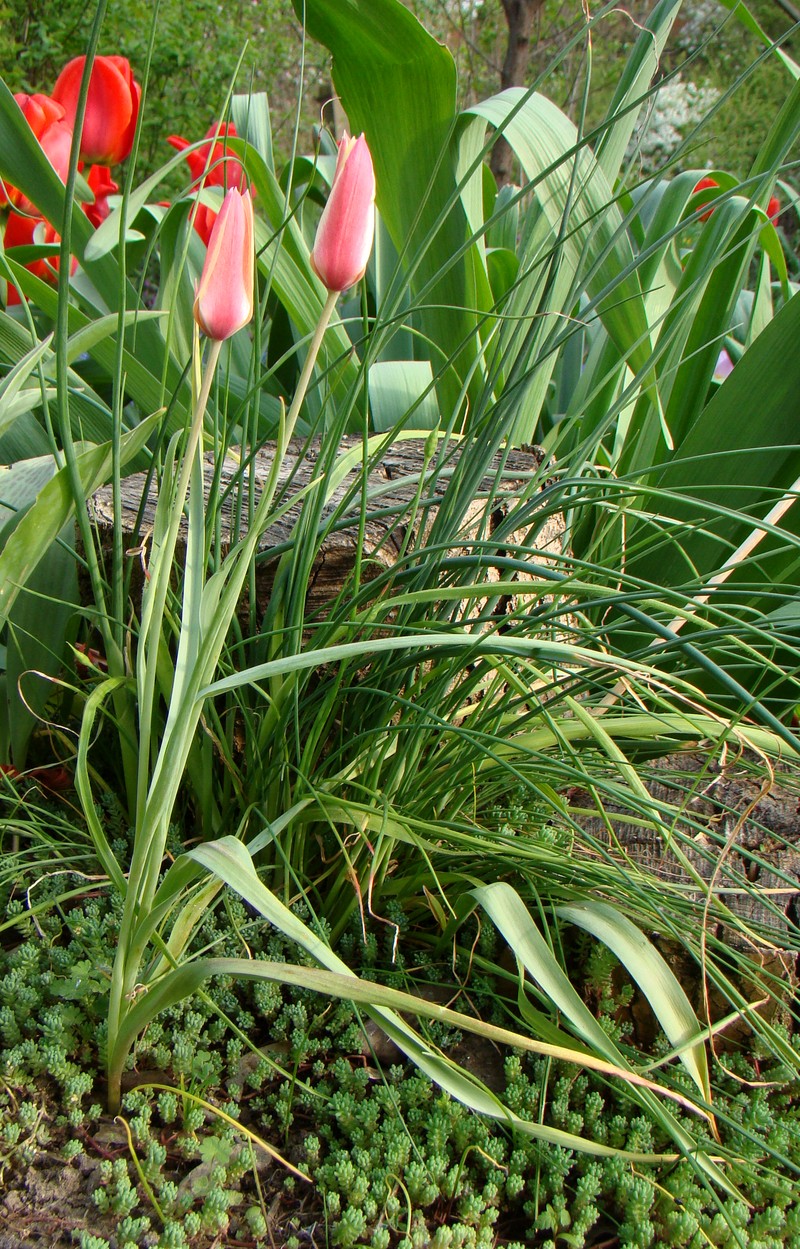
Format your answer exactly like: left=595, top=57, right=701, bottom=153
left=0, top=0, right=329, bottom=179
left=0, top=0, right=795, bottom=186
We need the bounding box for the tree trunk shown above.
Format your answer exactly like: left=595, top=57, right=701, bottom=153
left=490, top=0, right=545, bottom=186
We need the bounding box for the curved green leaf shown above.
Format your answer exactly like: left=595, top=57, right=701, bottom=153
left=558, top=900, right=711, bottom=1103
left=0, top=409, right=162, bottom=628
left=291, top=0, right=484, bottom=414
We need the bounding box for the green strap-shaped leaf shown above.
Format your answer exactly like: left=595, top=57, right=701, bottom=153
left=474, top=881, right=739, bottom=1197
left=109, top=836, right=702, bottom=1162
left=369, top=361, right=439, bottom=432
left=558, top=900, right=711, bottom=1103
left=596, top=0, right=685, bottom=183
left=291, top=0, right=485, bottom=416
left=631, top=289, right=800, bottom=589
left=0, top=409, right=163, bottom=629
left=458, top=90, right=653, bottom=442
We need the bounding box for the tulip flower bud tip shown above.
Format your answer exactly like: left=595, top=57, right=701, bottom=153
left=310, top=131, right=376, bottom=293
left=193, top=187, right=255, bottom=341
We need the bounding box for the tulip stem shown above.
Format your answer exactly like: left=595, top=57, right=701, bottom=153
left=107, top=295, right=335, bottom=1113
left=134, top=336, right=222, bottom=827
left=284, top=290, right=339, bottom=435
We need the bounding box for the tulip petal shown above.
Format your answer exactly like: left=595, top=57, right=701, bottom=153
left=310, top=132, right=376, bottom=292
left=53, top=55, right=140, bottom=165
left=193, top=188, right=255, bottom=341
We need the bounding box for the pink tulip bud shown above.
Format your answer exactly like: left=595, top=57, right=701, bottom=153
left=193, top=187, right=255, bottom=341
left=310, top=132, right=375, bottom=292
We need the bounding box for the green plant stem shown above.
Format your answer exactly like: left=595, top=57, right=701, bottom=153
left=50, top=1, right=140, bottom=813
left=108, top=335, right=222, bottom=1075
left=134, top=336, right=222, bottom=827
left=107, top=292, right=338, bottom=1112
left=284, top=289, right=339, bottom=431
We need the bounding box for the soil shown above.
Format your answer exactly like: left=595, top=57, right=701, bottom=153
left=1, top=1147, right=117, bottom=1249
left=0, top=1127, right=307, bottom=1249
left=0, top=1032, right=510, bottom=1249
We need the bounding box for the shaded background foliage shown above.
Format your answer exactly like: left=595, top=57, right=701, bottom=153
left=0, top=0, right=796, bottom=188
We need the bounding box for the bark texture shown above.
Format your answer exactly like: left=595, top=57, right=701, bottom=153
left=490, top=0, right=545, bottom=186
left=89, top=435, right=558, bottom=619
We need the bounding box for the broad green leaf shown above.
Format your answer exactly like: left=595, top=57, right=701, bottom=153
left=109, top=838, right=699, bottom=1162
left=596, top=0, right=684, bottom=182
left=0, top=458, right=59, bottom=535
left=6, top=263, right=187, bottom=435
left=66, top=310, right=168, bottom=364
left=3, top=522, right=77, bottom=768
left=622, top=198, right=763, bottom=475
left=0, top=388, right=58, bottom=429
left=0, top=457, right=79, bottom=767
left=0, top=334, right=53, bottom=417
left=558, top=901, right=711, bottom=1103
left=473, top=881, right=738, bottom=1196
left=631, top=289, right=800, bottom=586
left=718, top=0, right=799, bottom=77
left=474, top=881, right=628, bottom=1064
left=369, top=361, right=439, bottom=432
left=0, top=409, right=163, bottom=628
left=83, top=145, right=202, bottom=263
left=230, top=91, right=273, bottom=172
left=292, top=0, right=485, bottom=415
left=458, top=90, right=652, bottom=443
left=114, top=957, right=682, bottom=1161
left=0, top=312, right=119, bottom=453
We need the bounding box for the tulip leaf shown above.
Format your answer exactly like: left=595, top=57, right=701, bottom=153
left=230, top=91, right=273, bottom=172
left=0, top=388, right=58, bottom=431
left=66, top=310, right=168, bottom=363
left=0, top=334, right=54, bottom=416
left=631, top=288, right=800, bottom=586
left=0, top=408, right=163, bottom=630
left=292, top=0, right=486, bottom=416
left=369, top=361, right=439, bottom=432
left=106, top=836, right=700, bottom=1163
left=595, top=0, right=684, bottom=183
left=718, top=0, right=799, bottom=77
left=6, top=262, right=188, bottom=436
left=458, top=89, right=652, bottom=443
left=557, top=901, right=711, bottom=1104
left=83, top=146, right=203, bottom=263
left=472, top=881, right=739, bottom=1198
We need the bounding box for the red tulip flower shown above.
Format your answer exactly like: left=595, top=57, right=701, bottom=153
left=694, top=176, right=781, bottom=225
left=193, top=187, right=255, bottom=341
left=190, top=200, right=218, bottom=247
left=52, top=55, right=140, bottom=165
left=168, top=121, right=246, bottom=191
left=693, top=175, right=719, bottom=222
left=84, top=163, right=120, bottom=228
left=3, top=210, right=75, bottom=305
left=15, top=92, right=66, bottom=139
left=310, top=132, right=375, bottom=292
left=0, top=93, right=72, bottom=212
left=169, top=122, right=250, bottom=244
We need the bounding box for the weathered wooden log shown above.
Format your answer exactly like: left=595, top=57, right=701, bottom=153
left=570, top=751, right=800, bottom=1040
left=573, top=750, right=800, bottom=980
left=89, top=435, right=561, bottom=617
left=605, top=751, right=799, bottom=937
